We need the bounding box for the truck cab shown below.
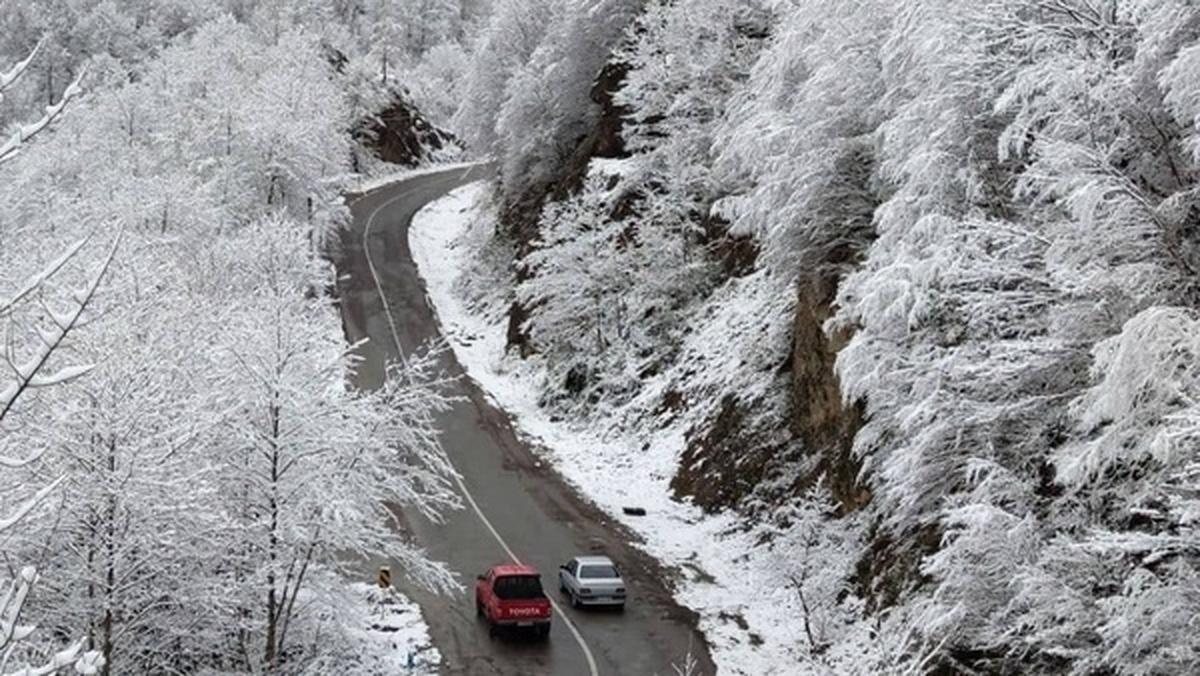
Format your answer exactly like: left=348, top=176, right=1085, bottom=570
left=475, top=564, right=552, bottom=639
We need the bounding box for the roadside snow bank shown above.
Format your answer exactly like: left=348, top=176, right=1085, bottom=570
left=349, top=583, right=440, bottom=674
left=410, top=183, right=881, bottom=675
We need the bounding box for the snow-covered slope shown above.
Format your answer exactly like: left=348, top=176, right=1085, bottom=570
left=411, top=183, right=895, bottom=674
left=446, top=1, right=1200, bottom=672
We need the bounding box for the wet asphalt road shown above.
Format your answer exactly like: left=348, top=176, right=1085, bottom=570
left=336, top=164, right=716, bottom=676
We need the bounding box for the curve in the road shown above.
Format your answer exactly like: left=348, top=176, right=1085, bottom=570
left=338, top=163, right=716, bottom=676
left=359, top=165, right=600, bottom=676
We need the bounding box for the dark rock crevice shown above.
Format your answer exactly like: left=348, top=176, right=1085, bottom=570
left=355, top=95, right=456, bottom=168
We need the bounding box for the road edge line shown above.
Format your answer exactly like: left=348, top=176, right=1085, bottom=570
left=361, top=170, right=601, bottom=676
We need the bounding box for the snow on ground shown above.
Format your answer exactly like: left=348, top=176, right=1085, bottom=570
left=410, top=183, right=876, bottom=675
left=348, top=582, right=441, bottom=674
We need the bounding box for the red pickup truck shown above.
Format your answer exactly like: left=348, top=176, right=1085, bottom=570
left=475, top=564, right=552, bottom=639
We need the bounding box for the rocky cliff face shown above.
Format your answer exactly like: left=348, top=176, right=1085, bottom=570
left=668, top=269, right=871, bottom=516
left=789, top=273, right=870, bottom=513
left=356, top=94, right=456, bottom=168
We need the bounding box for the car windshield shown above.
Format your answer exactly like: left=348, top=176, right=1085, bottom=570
left=579, top=564, right=619, bottom=579
left=493, top=574, right=545, bottom=600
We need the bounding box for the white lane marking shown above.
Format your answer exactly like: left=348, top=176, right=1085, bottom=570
left=453, top=471, right=601, bottom=676
left=360, top=170, right=601, bottom=676
left=361, top=164, right=493, bottom=359
left=362, top=182, right=422, bottom=359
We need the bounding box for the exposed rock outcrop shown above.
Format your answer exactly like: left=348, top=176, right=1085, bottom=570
left=356, top=95, right=456, bottom=168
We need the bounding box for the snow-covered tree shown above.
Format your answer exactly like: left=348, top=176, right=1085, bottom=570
left=465, top=0, right=1200, bottom=670
left=0, top=37, right=105, bottom=676
left=1, top=15, right=352, bottom=248
left=505, top=0, right=778, bottom=412
left=1041, top=306, right=1200, bottom=673
left=200, top=219, right=460, bottom=673
left=1, top=5, right=465, bottom=672
left=713, top=0, right=886, bottom=271
left=0, top=240, right=112, bottom=676
left=7, top=279, right=228, bottom=676
left=619, top=0, right=772, bottom=230
left=453, top=0, right=555, bottom=156
left=518, top=168, right=720, bottom=410
left=491, top=0, right=642, bottom=204
left=827, top=1, right=1200, bottom=669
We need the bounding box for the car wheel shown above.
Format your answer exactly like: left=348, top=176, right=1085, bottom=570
left=538, top=625, right=551, bottom=641
left=570, top=591, right=581, bottom=609
left=476, top=600, right=483, bottom=618
left=487, top=620, right=497, bottom=639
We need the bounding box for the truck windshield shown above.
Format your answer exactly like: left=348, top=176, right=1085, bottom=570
left=579, top=564, right=619, bottom=579
left=494, top=575, right=545, bottom=600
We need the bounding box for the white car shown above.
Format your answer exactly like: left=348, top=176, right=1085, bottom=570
left=558, top=555, right=626, bottom=608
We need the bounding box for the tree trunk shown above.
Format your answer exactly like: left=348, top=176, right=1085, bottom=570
left=101, top=438, right=117, bottom=676
left=263, top=399, right=282, bottom=672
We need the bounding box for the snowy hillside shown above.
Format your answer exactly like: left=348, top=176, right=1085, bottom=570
left=4, top=0, right=1200, bottom=674
left=449, top=0, right=1200, bottom=673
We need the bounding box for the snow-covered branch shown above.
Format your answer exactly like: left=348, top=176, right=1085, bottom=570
left=0, top=66, right=85, bottom=166
left=0, top=231, right=118, bottom=422
left=0, top=39, right=42, bottom=97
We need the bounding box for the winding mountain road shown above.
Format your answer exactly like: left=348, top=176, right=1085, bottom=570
left=337, top=164, right=715, bottom=676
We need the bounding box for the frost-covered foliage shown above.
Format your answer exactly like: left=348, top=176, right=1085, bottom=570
left=192, top=221, right=458, bottom=673
left=0, top=17, right=350, bottom=255
left=456, top=0, right=642, bottom=206
left=713, top=0, right=886, bottom=271
left=1, top=4, right=464, bottom=674
left=463, top=0, right=1200, bottom=672
left=452, top=0, right=554, bottom=156
left=0, top=0, right=478, bottom=168
left=826, top=2, right=1200, bottom=671
left=0, top=38, right=105, bottom=676
left=618, top=0, right=772, bottom=235
left=519, top=170, right=719, bottom=410
left=493, top=0, right=641, bottom=201
left=331, top=0, right=480, bottom=129
left=494, top=0, right=775, bottom=415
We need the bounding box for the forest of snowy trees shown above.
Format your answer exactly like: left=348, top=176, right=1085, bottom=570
left=5, top=0, right=1200, bottom=673
left=453, top=0, right=1200, bottom=673
left=0, top=1, right=481, bottom=673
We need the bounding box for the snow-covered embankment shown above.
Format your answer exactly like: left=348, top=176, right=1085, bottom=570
left=409, top=182, right=876, bottom=675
